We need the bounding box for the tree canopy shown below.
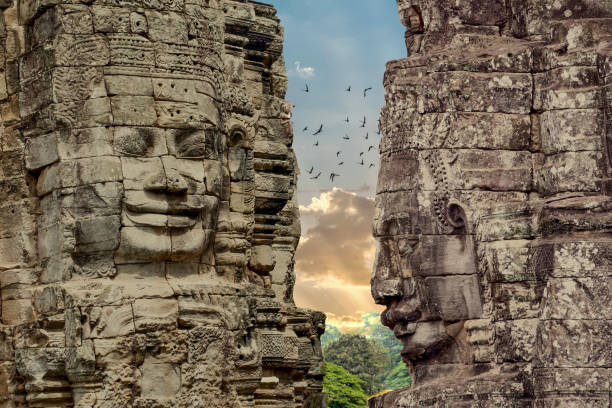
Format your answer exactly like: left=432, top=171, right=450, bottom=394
left=323, top=362, right=368, bottom=408
left=324, top=334, right=389, bottom=395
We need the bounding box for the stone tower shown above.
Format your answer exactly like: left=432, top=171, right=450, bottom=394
left=371, top=0, right=611, bottom=407
left=0, top=0, right=326, bottom=406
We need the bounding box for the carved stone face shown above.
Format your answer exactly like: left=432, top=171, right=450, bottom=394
left=114, top=124, right=222, bottom=265
left=398, top=4, right=424, bottom=33
left=372, top=204, right=483, bottom=364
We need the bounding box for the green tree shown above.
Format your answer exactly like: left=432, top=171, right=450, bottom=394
left=323, top=362, right=368, bottom=408
left=321, top=324, right=342, bottom=347
left=382, top=360, right=411, bottom=390
left=324, top=334, right=389, bottom=395
left=355, top=312, right=411, bottom=391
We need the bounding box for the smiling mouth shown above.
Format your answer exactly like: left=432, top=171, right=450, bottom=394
left=125, top=195, right=205, bottom=215
left=394, top=322, right=418, bottom=339
left=123, top=191, right=206, bottom=228
left=123, top=209, right=198, bottom=228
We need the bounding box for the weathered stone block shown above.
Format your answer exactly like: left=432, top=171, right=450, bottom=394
left=536, top=151, right=603, bottom=195
left=91, top=6, right=130, bottom=33
left=75, top=215, right=121, bottom=253
left=484, top=240, right=534, bottom=283
left=145, top=11, right=188, bottom=44
left=57, top=127, right=114, bottom=160
left=494, top=319, right=538, bottom=363
left=423, top=275, right=483, bottom=321
left=541, top=277, right=611, bottom=320
left=110, top=96, right=157, bottom=126
left=133, top=298, right=178, bottom=332
left=140, top=355, right=181, bottom=399
left=540, top=109, right=603, bottom=154
left=25, top=133, right=58, bottom=170
left=493, top=282, right=542, bottom=320
left=83, top=304, right=134, bottom=339
left=1, top=299, right=34, bottom=325
left=536, top=319, right=612, bottom=368
left=105, top=75, right=153, bottom=96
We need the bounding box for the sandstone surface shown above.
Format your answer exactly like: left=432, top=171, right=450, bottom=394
left=371, top=1, right=611, bottom=407
left=0, top=0, right=327, bottom=407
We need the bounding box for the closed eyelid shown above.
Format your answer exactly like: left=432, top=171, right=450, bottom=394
left=175, top=132, right=208, bottom=158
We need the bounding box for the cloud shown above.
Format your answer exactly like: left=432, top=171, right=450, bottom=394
left=293, top=61, right=316, bottom=79
left=293, top=275, right=384, bottom=330
left=296, top=188, right=375, bottom=286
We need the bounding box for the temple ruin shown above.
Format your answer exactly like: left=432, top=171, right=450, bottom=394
left=371, top=0, right=611, bottom=407
left=0, top=0, right=326, bottom=406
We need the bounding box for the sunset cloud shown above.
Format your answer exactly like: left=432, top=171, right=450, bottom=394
left=293, top=275, right=383, bottom=330
left=293, top=188, right=382, bottom=327
left=297, top=188, right=375, bottom=286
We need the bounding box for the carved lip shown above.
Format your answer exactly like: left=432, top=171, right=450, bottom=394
left=124, top=209, right=198, bottom=228
left=125, top=191, right=205, bottom=215
left=394, top=322, right=418, bottom=339
left=401, top=346, right=426, bottom=363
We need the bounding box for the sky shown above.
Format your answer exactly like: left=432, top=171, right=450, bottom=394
left=273, top=1, right=406, bottom=330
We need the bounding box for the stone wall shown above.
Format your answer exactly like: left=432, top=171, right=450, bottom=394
left=0, top=0, right=326, bottom=406
left=371, top=1, right=611, bottom=407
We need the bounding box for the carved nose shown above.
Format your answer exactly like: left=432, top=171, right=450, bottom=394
left=371, top=238, right=405, bottom=305
left=382, top=299, right=422, bottom=331
left=144, top=157, right=188, bottom=194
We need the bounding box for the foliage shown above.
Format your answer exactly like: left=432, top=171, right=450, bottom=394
left=321, top=324, right=342, bottom=347
left=324, top=334, right=389, bottom=395
left=323, top=362, right=368, bottom=408
left=324, top=312, right=411, bottom=396
left=382, top=360, right=411, bottom=389
left=355, top=312, right=411, bottom=390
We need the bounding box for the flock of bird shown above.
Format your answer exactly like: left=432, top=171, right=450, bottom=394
left=297, top=84, right=380, bottom=184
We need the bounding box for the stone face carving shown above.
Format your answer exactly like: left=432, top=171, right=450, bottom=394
left=0, top=0, right=326, bottom=407
left=371, top=1, right=611, bottom=407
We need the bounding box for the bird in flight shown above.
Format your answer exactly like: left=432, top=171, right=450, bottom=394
left=313, top=125, right=323, bottom=135
left=360, top=117, right=366, bottom=128
left=358, top=159, right=365, bottom=166
left=344, top=117, right=349, bottom=123
left=303, top=84, right=309, bottom=92
left=302, top=126, right=308, bottom=132
left=307, top=166, right=314, bottom=174
left=336, top=151, right=342, bottom=157
left=338, top=161, right=344, bottom=166
left=365, top=132, right=369, bottom=140
left=359, top=152, right=364, bottom=157
left=311, top=172, right=321, bottom=180
left=313, top=141, right=319, bottom=146
left=330, top=173, right=340, bottom=182
left=342, top=135, right=350, bottom=140
left=345, top=86, right=351, bottom=92
left=363, top=87, right=372, bottom=98
left=368, top=145, right=375, bottom=151
left=369, top=163, right=375, bottom=168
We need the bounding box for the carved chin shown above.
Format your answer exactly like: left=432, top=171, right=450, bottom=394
left=399, top=322, right=452, bottom=363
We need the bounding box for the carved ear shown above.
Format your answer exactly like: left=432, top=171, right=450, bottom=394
left=229, top=126, right=247, bottom=147
left=447, top=203, right=467, bottom=231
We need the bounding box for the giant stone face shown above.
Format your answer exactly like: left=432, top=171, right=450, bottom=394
left=371, top=0, right=612, bottom=406
left=0, top=1, right=327, bottom=407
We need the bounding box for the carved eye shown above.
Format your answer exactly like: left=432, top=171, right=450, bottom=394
left=115, top=129, right=153, bottom=156
left=176, top=131, right=207, bottom=158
